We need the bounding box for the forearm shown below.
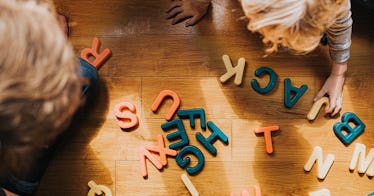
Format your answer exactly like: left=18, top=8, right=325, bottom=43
left=331, top=61, right=347, bottom=76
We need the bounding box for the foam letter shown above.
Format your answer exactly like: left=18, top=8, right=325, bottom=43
left=219, top=54, right=246, bottom=86
left=254, top=126, right=279, bottom=154
left=151, top=90, right=180, bottom=121
left=177, top=108, right=206, bottom=130
left=304, top=146, right=335, bottom=180
left=161, top=119, right=189, bottom=150
left=196, top=121, right=229, bottom=156
left=284, top=78, right=308, bottom=108
left=87, top=180, right=112, bottom=196
left=307, top=97, right=329, bottom=121
left=349, top=143, right=374, bottom=177
left=181, top=174, right=199, bottom=196
left=309, top=188, right=330, bottom=196
left=113, top=102, right=139, bottom=129
left=251, top=66, right=278, bottom=94
left=176, top=145, right=205, bottom=175
left=80, top=37, right=111, bottom=69
left=333, top=112, right=366, bottom=145
left=139, top=147, right=163, bottom=177
left=145, top=135, right=177, bottom=166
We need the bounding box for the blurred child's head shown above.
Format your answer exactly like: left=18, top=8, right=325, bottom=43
left=241, top=0, right=349, bottom=54
left=0, top=0, right=82, bottom=160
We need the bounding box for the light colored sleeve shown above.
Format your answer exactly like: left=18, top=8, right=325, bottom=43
left=327, top=2, right=353, bottom=63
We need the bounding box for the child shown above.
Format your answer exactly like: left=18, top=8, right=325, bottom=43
left=0, top=0, right=98, bottom=195
left=166, top=0, right=352, bottom=116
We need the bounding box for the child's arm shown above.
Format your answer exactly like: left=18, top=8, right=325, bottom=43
left=314, top=5, right=352, bottom=116
left=166, top=0, right=211, bottom=27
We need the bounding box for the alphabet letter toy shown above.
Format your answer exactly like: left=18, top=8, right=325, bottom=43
left=251, top=66, right=278, bottom=94
left=349, top=143, right=374, bottom=177
left=114, top=102, right=139, bottom=129
left=87, top=180, right=112, bottom=196
left=304, top=146, right=335, bottom=180
left=219, top=54, right=246, bottom=86
left=307, top=97, right=329, bottom=121
left=139, top=135, right=177, bottom=177
left=80, top=37, right=111, bottom=69
left=177, top=108, right=206, bottom=130
left=151, top=90, right=181, bottom=121
left=181, top=173, right=199, bottom=196
left=145, top=135, right=177, bottom=166
left=333, top=112, right=366, bottom=145
left=284, top=78, right=308, bottom=108
left=309, top=188, right=330, bottom=196
left=139, top=147, right=163, bottom=177
left=254, top=126, right=279, bottom=154
left=176, top=145, right=205, bottom=175
left=161, top=119, right=189, bottom=150
left=196, top=121, right=229, bottom=156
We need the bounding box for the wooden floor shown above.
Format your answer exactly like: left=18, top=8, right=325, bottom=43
left=37, top=0, right=374, bottom=195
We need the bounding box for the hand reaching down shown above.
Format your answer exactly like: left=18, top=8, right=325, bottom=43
left=314, top=62, right=347, bottom=117
left=166, top=0, right=211, bottom=27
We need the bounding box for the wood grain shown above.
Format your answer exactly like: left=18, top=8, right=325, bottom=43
left=36, top=0, right=374, bottom=195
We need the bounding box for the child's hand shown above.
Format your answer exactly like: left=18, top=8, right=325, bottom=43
left=166, top=0, right=211, bottom=27
left=314, top=61, right=347, bottom=116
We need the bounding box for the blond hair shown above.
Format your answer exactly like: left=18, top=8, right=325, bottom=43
left=0, top=0, right=82, bottom=174
left=240, top=0, right=349, bottom=54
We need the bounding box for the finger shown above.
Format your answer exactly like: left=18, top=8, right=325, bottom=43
left=172, top=12, right=192, bottom=25
left=325, top=97, right=336, bottom=114
left=166, top=1, right=183, bottom=13
left=331, top=104, right=341, bottom=116
left=331, top=96, right=342, bottom=116
left=185, top=14, right=201, bottom=27
left=166, top=6, right=183, bottom=19
left=314, top=89, right=327, bottom=102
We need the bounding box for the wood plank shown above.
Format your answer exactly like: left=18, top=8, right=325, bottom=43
left=32, top=0, right=374, bottom=195
left=36, top=160, right=115, bottom=196
left=115, top=160, right=374, bottom=196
